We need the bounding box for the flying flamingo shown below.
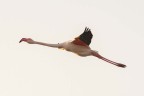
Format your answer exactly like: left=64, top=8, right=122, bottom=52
left=19, top=27, right=126, bottom=68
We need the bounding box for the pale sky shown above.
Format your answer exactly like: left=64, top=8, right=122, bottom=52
left=0, top=0, right=144, bottom=96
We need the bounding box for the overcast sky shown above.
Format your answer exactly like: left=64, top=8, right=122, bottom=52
left=0, top=0, right=144, bottom=96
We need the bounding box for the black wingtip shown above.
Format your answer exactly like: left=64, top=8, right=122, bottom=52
left=84, top=27, right=91, bottom=32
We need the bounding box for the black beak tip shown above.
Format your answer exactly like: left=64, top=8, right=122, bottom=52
left=19, top=38, right=23, bottom=43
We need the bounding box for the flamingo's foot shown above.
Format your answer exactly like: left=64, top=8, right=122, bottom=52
left=116, top=63, right=126, bottom=68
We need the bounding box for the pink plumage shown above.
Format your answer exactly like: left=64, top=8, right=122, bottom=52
left=20, top=27, right=126, bottom=68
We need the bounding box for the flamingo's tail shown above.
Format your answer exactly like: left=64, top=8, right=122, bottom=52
left=92, top=52, right=126, bottom=68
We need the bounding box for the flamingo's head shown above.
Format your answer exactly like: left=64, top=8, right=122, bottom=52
left=19, top=38, right=32, bottom=43
left=19, top=38, right=27, bottom=43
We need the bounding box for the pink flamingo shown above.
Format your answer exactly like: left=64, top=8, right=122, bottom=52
left=19, top=27, right=126, bottom=68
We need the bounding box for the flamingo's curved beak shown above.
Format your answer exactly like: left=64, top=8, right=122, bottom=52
left=19, top=38, right=28, bottom=43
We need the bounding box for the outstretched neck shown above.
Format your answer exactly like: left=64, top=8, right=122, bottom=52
left=35, top=41, right=62, bottom=48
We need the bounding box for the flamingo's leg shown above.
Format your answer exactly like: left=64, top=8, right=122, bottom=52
left=92, top=52, right=126, bottom=68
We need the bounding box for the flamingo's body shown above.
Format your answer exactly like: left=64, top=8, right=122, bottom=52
left=60, top=41, right=92, bottom=56
left=20, top=27, right=126, bottom=68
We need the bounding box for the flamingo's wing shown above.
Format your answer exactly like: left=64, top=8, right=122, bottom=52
left=72, top=27, right=93, bottom=46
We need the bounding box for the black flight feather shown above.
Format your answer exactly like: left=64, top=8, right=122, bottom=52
left=79, top=27, right=93, bottom=45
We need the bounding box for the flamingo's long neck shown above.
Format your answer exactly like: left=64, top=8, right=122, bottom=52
left=35, top=41, right=62, bottom=48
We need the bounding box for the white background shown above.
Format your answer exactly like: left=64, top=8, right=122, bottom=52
left=0, top=0, right=144, bottom=96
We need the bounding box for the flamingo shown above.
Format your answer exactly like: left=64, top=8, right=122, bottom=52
left=19, top=27, right=126, bottom=68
